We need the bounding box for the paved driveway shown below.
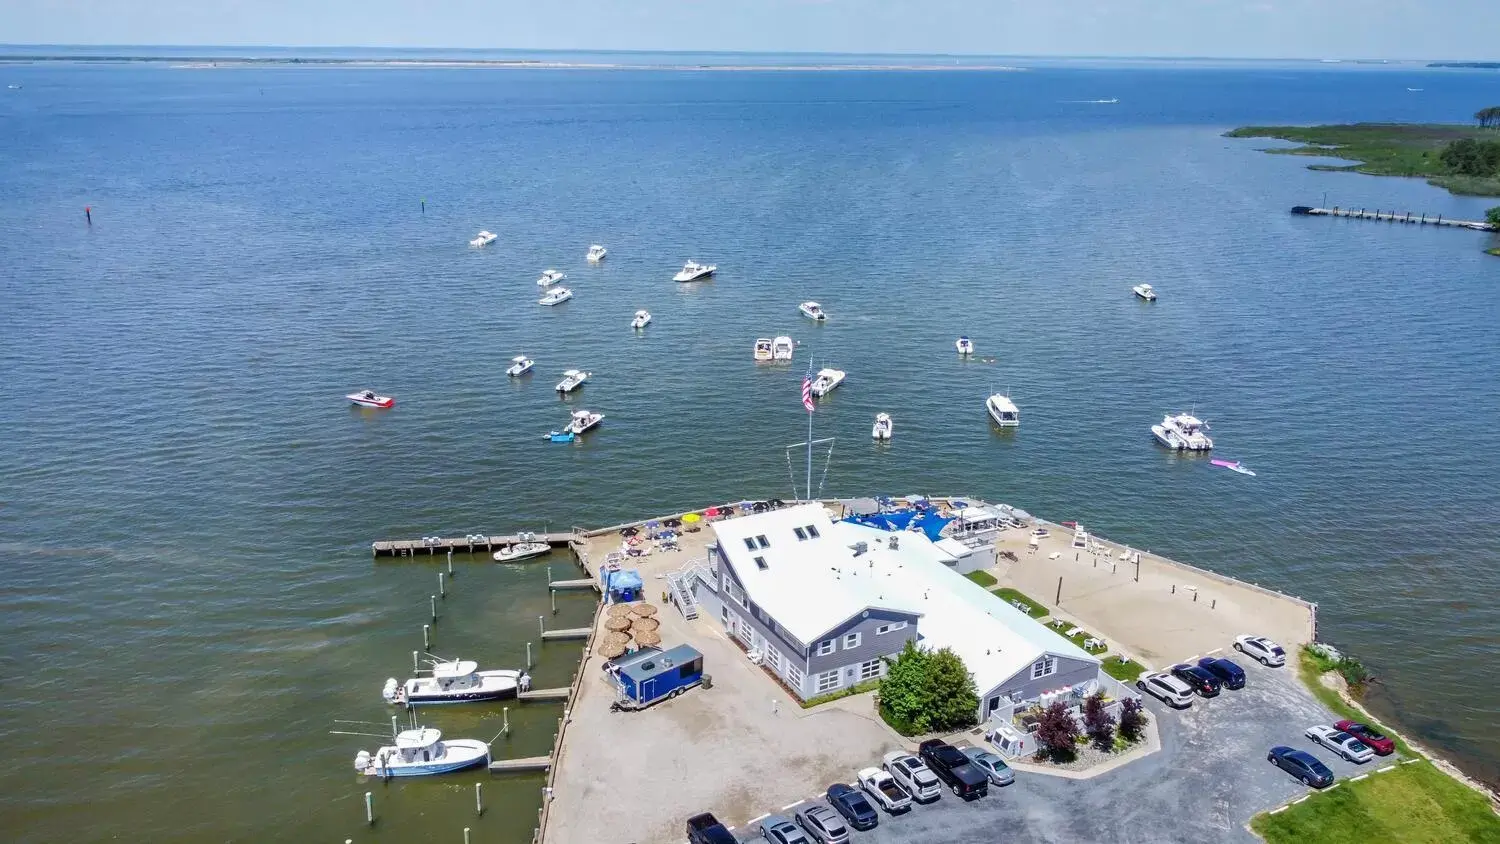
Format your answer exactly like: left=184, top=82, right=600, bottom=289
left=737, top=656, right=1387, bottom=844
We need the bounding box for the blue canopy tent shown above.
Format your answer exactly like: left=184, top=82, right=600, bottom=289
left=843, top=509, right=952, bottom=541
left=602, top=568, right=644, bottom=603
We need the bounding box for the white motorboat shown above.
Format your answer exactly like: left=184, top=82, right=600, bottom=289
left=809, top=368, right=846, bottom=397
left=772, top=336, right=795, bottom=361
left=382, top=659, right=531, bottom=706
left=537, top=269, right=567, bottom=287
left=538, top=286, right=573, bottom=306
left=986, top=393, right=1020, bottom=428
left=469, top=231, right=497, bottom=248
left=753, top=338, right=774, bottom=361
left=631, top=310, right=652, bottom=330
left=799, top=301, right=828, bottom=321
left=506, top=355, right=534, bottom=377
left=956, top=336, right=974, bottom=355
left=555, top=369, right=590, bottom=393
left=673, top=261, right=716, bottom=282
left=872, top=413, right=893, bottom=441
left=354, top=727, right=489, bottom=778
left=1133, top=283, right=1157, bottom=301
left=1151, top=413, right=1213, bottom=451
left=564, top=409, right=605, bottom=435
left=587, top=244, right=608, bottom=263
left=492, top=540, right=552, bottom=562
left=347, top=390, right=394, bottom=409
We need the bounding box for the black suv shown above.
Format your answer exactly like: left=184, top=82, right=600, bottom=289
left=1169, top=663, right=1223, bottom=697
left=917, top=740, right=989, bottom=799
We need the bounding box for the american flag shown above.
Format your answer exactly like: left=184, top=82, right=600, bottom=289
left=801, top=368, right=815, bottom=412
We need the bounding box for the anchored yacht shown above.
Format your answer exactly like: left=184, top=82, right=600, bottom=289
left=753, top=338, right=774, bottom=361
left=537, top=269, right=567, bottom=287
left=506, top=356, right=534, bottom=377
left=1133, top=283, right=1157, bottom=301
left=673, top=261, right=716, bottom=282
left=1151, top=413, right=1213, bottom=451
left=347, top=390, right=394, bottom=409
left=772, top=336, right=795, bottom=361
left=872, top=413, right=893, bottom=441
left=353, top=728, right=489, bottom=778
left=555, top=369, right=590, bottom=393
left=470, top=231, right=497, bottom=248
left=956, top=336, right=974, bottom=355
left=631, top=310, right=652, bottom=330
left=809, top=368, right=846, bottom=397
left=564, top=409, right=605, bottom=435
left=586, top=244, right=607, bottom=263
left=382, top=659, right=530, bottom=707
left=538, top=286, right=573, bottom=306
left=986, top=394, right=1020, bottom=428
left=799, top=301, right=828, bottom=321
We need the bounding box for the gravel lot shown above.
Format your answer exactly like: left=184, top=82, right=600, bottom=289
left=736, top=653, right=1386, bottom=844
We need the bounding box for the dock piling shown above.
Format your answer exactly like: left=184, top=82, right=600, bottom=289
left=412, top=650, right=419, bottom=673
left=503, top=706, right=510, bottom=736
left=448, top=551, right=454, bottom=576
left=538, top=615, right=544, bottom=636
left=365, top=791, right=373, bottom=826
left=423, top=624, right=431, bottom=651
left=440, top=571, right=447, bottom=598
left=526, top=641, right=532, bottom=669
left=551, top=588, right=557, bottom=615
left=464, top=828, right=471, bottom=844
left=476, top=782, right=484, bottom=815
left=431, top=595, right=438, bottom=623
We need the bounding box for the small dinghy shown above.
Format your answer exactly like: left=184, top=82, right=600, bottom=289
left=493, top=541, right=552, bottom=562
left=872, top=412, right=893, bottom=441
left=546, top=430, right=576, bottom=443
left=1210, top=458, right=1256, bottom=476
left=354, top=727, right=489, bottom=778
left=383, top=659, right=531, bottom=706
left=347, top=390, right=394, bottom=409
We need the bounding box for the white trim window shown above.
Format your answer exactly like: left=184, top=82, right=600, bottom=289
left=794, top=526, right=808, bottom=541
left=814, top=670, right=840, bottom=693
left=843, top=632, right=862, bottom=650
left=858, top=658, right=883, bottom=680
left=765, top=648, right=783, bottom=672
left=806, top=524, right=820, bottom=538
left=875, top=621, right=908, bottom=635
left=816, top=639, right=835, bottom=656
left=787, top=664, right=805, bottom=691
left=1030, top=656, right=1057, bottom=680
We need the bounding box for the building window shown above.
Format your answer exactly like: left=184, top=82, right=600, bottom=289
left=986, top=695, right=1001, bottom=716
left=815, top=670, right=840, bottom=693
left=843, top=632, right=862, bottom=650
left=743, top=537, right=757, bottom=552
left=875, top=621, right=907, bottom=635
left=794, top=526, right=807, bottom=540
left=756, top=535, right=770, bottom=549
left=754, top=556, right=768, bottom=570
left=806, top=524, right=820, bottom=538
left=1030, top=656, right=1057, bottom=680
left=787, top=664, right=804, bottom=690
left=765, top=648, right=783, bottom=672
left=816, top=639, right=835, bottom=656
left=858, top=659, right=883, bottom=680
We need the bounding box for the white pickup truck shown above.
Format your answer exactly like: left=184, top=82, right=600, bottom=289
left=857, top=767, right=913, bottom=814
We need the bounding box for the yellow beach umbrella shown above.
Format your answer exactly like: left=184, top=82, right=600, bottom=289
left=682, top=513, right=702, bottom=524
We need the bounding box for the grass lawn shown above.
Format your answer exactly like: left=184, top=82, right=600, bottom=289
left=1488, top=248, right=1500, bottom=257
left=1251, top=760, right=1500, bottom=844
left=1225, top=123, right=1500, bottom=196
left=992, top=587, right=1047, bottom=618
left=1067, top=630, right=1109, bottom=655
left=1294, top=648, right=1413, bottom=756
left=1101, top=656, right=1145, bottom=683
left=965, top=570, right=998, bottom=588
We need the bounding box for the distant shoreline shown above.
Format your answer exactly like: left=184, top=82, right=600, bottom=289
left=1225, top=123, right=1500, bottom=197
left=0, top=54, right=1026, bottom=72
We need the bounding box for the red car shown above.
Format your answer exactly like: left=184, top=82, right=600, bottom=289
left=1334, top=720, right=1395, bottom=756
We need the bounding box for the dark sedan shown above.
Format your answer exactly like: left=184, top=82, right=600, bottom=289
left=1169, top=663, right=1223, bottom=697
left=825, top=783, right=879, bottom=831
left=1196, top=656, right=1246, bottom=690
left=1268, top=745, right=1335, bottom=788
left=1335, top=720, right=1396, bottom=756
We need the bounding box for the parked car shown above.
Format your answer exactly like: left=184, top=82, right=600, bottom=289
left=881, top=751, right=942, bottom=803
left=917, top=739, right=989, bottom=799
left=1268, top=745, right=1335, bottom=788
left=825, top=783, right=879, bottom=831
left=1305, top=725, right=1375, bottom=763
left=759, top=814, right=811, bottom=844
left=1334, top=720, right=1396, bottom=756
left=1136, top=671, right=1194, bottom=708
left=1170, top=663, right=1223, bottom=697
left=687, top=813, right=738, bottom=844
left=857, top=767, right=913, bottom=814
left=960, top=746, right=1016, bottom=786
left=1196, top=656, right=1247, bottom=689
left=794, top=805, right=849, bottom=844
left=1234, top=634, right=1287, bottom=667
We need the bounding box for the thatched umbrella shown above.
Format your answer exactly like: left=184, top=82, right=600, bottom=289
left=603, top=630, right=631, bottom=646
left=606, top=603, right=633, bottom=619
left=634, top=629, right=662, bottom=647
left=630, top=617, right=660, bottom=633
left=630, top=603, right=658, bottom=618
left=604, top=616, right=631, bottom=632
left=599, top=641, right=626, bottom=659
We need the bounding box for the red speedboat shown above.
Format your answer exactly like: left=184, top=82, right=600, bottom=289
left=347, top=390, right=394, bottom=409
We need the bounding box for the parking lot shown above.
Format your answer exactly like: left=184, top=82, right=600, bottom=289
left=731, top=651, right=1386, bottom=844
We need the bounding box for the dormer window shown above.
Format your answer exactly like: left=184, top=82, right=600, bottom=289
left=755, top=535, right=770, bottom=549
left=754, top=556, right=768, bottom=570
left=794, top=527, right=807, bottom=541
left=806, top=524, right=820, bottom=539
left=743, top=537, right=757, bottom=552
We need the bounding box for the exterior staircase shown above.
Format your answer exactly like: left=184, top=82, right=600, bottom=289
left=666, top=559, right=716, bottom=620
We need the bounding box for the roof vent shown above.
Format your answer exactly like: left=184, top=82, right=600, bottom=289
left=890, top=536, right=900, bottom=550
left=852, top=541, right=868, bottom=556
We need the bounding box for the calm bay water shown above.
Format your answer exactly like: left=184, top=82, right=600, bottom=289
left=1, top=56, right=1498, bottom=842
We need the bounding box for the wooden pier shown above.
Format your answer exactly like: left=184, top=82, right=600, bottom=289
left=518, top=687, right=571, bottom=702
left=371, top=532, right=574, bottom=558
left=1292, top=205, right=1495, bottom=231
left=489, top=756, right=551, bottom=773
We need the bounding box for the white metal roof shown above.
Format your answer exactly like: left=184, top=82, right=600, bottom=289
left=712, top=504, right=1097, bottom=694
left=987, top=394, right=1019, bottom=414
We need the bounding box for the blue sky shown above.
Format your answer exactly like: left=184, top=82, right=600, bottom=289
left=2, top=0, right=1497, bottom=60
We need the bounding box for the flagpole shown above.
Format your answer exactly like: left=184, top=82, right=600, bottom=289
left=806, top=402, right=814, bottom=502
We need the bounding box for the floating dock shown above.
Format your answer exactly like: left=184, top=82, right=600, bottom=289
left=489, top=756, right=551, bottom=773
left=1292, top=205, right=1494, bottom=231
left=372, top=532, right=574, bottom=558
left=540, top=627, right=591, bottom=641
left=518, top=687, right=571, bottom=702
left=548, top=578, right=597, bottom=591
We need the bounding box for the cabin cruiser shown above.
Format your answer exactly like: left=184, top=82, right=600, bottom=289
left=673, top=261, right=716, bottom=282
left=772, top=336, right=795, bottom=361
left=469, top=230, right=497, bottom=248
left=492, top=540, right=552, bottom=562
left=631, top=310, right=652, bottom=330
left=564, top=409, right=605, bottom=435
left=555, top=369, right=590, bottom=393
left=753, top=338, right=774, bottom=361
left=956, top=336, right=974, bottom=355
left=1133, top=283, right=1157, bottom=301
left=586, top=244, right=607, bottom=263
left=986, top=393, right=1020, bottom=427
left=382, top=659, right=531, bottom=706
left=538, top=286, right=573, bottom=306
left=809, top=368, right=846, bottom=397
left=1151, top=413, right=1213, bottom=451
left=872, top=413, right=893, bottom=441
left=347, top=390, right=394, bottom=409
left=506, top=355, right=534, bottom=377
left=354, top=727, right=489, bottom=778
left=799, top=301, right=828, bottom=321
left=537, top=269, right=567, bottom=287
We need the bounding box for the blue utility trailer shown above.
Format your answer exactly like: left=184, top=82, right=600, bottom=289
left=610, top=644, right=704, bottom=710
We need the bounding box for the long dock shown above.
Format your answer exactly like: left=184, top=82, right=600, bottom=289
left=1292, top=205, right=1494, bottom=231
left=489, top=756, right=551, bottom=773
left=518, top=687, right=571, bottom=702
left=372, top=531, right=574, bottom=558
left=548, top=578, right=597, bottom=591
